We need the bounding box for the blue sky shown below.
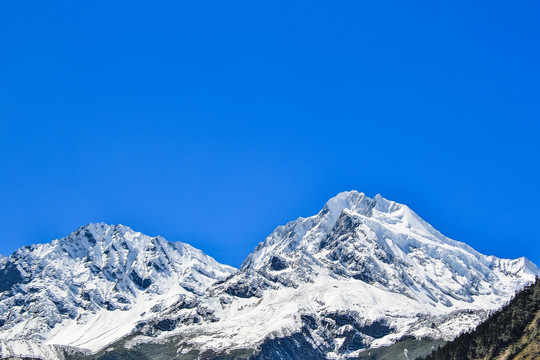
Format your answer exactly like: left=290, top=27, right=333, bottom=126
left=0, top=1, right=539, bottom=267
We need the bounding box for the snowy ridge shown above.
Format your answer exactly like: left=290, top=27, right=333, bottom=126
left=132, top=191, right=539, bottom=359
left=0, top=223, right=236, bottom=359
left=0, top=192, right=538, bottom=360
left=241, top=191, right=536, bottom=305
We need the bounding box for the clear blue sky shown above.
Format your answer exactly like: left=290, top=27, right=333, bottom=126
left=1, top=1, right=539, bottom=267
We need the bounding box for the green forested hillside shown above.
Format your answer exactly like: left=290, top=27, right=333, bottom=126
left=422, top=278, right=540, bottom=360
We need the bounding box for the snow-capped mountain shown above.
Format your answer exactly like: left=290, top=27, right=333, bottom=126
left=127, top=191, right=539, bottom=359
left=241, top=191, right=538, bottom=306
left=0, top=223, right=236, bottom=359
left=0, top=192, right=538, bottom=360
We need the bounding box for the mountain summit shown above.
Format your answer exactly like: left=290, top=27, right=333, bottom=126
left=0, top=223, right=236, bottom=359
left=0, top=192, right=538, bottom=360
left=137, top=191, right=539, bottom=359
left=242, top=191, right=537, bottom=306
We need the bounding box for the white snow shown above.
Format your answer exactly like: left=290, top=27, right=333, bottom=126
left=1, top=192, right=538, bottom=360
left=163, top=191, right=539, bottom=357
left=0, top=223, right=236, bottom=359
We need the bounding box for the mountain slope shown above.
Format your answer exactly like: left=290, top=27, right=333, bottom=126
left=0, top=223, right=236, bottom=359
left=125, top=191, right=539, bottom=359
left=1, top=192, right=538, bottom=360
left=423, top=277, right=540, bottom=360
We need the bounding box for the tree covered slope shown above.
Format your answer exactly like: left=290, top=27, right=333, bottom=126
left=423, top=277, right=540, bottom=360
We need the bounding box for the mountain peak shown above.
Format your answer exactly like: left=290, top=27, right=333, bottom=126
left=321, top=191, right=403, bottom=219
left=1, top=194, right=538, bottom=360
left=242, top=190, right=539, bottom=305
left=150, top=192, right=540, bottom=360
left=64, top=222, right=141, bottom=243
left=55, top=222, right=143, bottom=261
left=0, top=224, right=236, bottom=353
left=322, top=190, right=367, bottom=216
left=242, top=191, right=408, bottom=269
